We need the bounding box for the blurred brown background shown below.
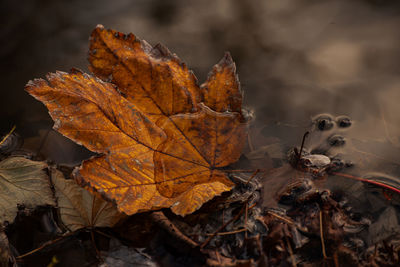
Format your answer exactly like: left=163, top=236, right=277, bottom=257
left=1, top=0, right=400, bottom=166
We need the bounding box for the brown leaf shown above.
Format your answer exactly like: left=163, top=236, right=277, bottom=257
left=0, top=157, right=55, bottom=223
left=101, top=238, right=157, bottom=267
left=89, top=24, right=201, bottom=122
left=154, top=104, right=245, bottom=198
left=200, top=52, right=242, bottom=114
left=26, top=26, right=247, bottom=216
left=0, top=231, right=15, bottom=267
left=51, top=168, right=125, bottom=231
left=26, top=71, right=167, bottom=214
left=89, top=25, right=243, bottom=118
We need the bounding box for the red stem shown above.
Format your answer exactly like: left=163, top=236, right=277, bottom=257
left=331, top=172, right=400, bottom=194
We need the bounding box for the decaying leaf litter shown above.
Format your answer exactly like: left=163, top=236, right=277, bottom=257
left=0, top=25, right=399, bottom=266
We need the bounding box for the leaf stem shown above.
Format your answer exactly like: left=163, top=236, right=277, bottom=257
left=16, top=231, right=77, bottom=259
left=200, top=200, right=248, bottom=249
left=331, top=172, right=400, bottom=194
left=319, top=210, right=327, bottom=259
left=0, top=125, right=16, bottom=146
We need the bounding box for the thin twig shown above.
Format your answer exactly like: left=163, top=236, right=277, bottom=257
left=248, top=203, right=257, bottom=209
left=284, top=232, right=297, bottom=267
left=17, top=231, right=76, bottom=259
left=215, top=250, right=221, bottom=264
left=200, top=202, right=247, bottom=249
left=332, top=172, right=400, bottom=194
left=150, top=211, right=198, bottom=248
left=296, top=131, right=309, bottom=167
left=266, top=211, right=296, bottom=226
left=268, top=212, right=293, bottom=224
left=205, top=228, right=247, bottom=236
left=245, top=169, right=260, bottom=185
left=0, top=125, right=16, bottom=146
left=245, top=203, right=249, bottom=239
left=223, top=169, right=265, bottom=173
left=333, top=251, right=339, bottom=267
left=266, top=210, right=310, bottom=236
left=282, top=224, right=297, bottom=267
left=94, top=229, right=113, bottom=239
left=90, top=230, right=102, bottom=261
left=319, top=210, right=327, bottom=259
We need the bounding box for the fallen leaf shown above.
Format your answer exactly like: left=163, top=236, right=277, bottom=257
left=0, top=231, right=14, bottom=267
left=100, top=238, right=157, bottom=267
left=0, top=157, right=55, bottom=223
left=89, top=25, right=201, bottom=122
left=26, top=26, right=247, bottom=216
left=153, top=104, right=246, bottom=198
left=200, top=53, right=242, bottom=114
left=89, top=25, right=243, bottom=118
left=51, top=168, right=124, bottom=231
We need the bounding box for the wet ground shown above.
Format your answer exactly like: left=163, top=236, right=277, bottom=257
left=1, top=0, right=400, bottom=266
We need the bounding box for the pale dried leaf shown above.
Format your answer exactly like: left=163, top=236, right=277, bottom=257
left=0, top=157, right=55, bottom=223
left=52, top=169, right=125, bottom=231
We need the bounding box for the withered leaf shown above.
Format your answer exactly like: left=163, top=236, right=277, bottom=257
left=89, top=25, right=201, bottom=122
left=200, top=53, right=242, bottom=114
left=101, top=238, right=157, bottom=267
left=0, top=157, right=55, bottom=223
left=89, top=25, right=242, bottom=118
left=154, top=104, right=246, bottom=198
left=0, top=231, right=14, bottom=267
left=26, top=25, right=247, bottom=216
left=51, top=168, right=125, bottom=231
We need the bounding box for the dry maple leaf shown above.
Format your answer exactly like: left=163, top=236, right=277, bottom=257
left=89, top=25, right=201, bottom=122
left=26, top=25, right=247, bottom=216
left=89, top=25, right=242, bottom=118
